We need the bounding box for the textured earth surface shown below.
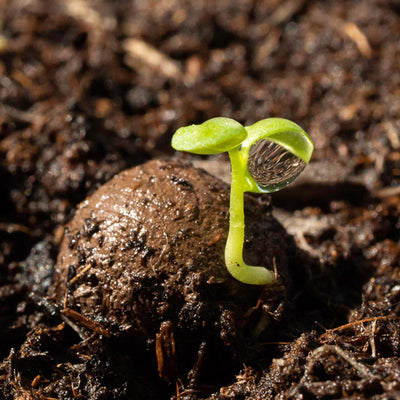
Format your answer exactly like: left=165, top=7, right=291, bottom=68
left=1, top=0, right=400, bottom=399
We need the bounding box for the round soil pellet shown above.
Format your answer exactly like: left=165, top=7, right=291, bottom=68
left=52, top=159, right=293, bottom=374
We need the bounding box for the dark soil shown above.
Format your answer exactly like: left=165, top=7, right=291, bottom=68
left=1, top=0, right=400, bottom=399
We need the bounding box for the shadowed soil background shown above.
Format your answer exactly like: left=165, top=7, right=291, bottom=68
left=1, top=0, right=400, bottom=399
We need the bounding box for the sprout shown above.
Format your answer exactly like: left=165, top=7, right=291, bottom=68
left=172, top=117, right=314, bottom=285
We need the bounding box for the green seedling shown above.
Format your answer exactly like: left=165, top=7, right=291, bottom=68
left=172, top=117, right=313, bottom=285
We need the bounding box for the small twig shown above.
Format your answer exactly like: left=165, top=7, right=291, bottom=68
left=187, top=341, right=207, bottom=388
left=376, top=185, right=400, bottom=199
left=272, top=257, right=278, bottom=279
left=342, top=22, right=372, bottom=58
left=370, top=319, right=377, bottom=358
left=332, top=345, right=375, bottom=379
left=61, top=0, right=115, bottom=31
left=176, top=380, right=181, bottom=400
left=60, top=314, right=87, bottom=340
left=67, top=264, right=93, bottom=287
left=31, top=374, right=44, bottom=388
left=383, top=120, right=400, bottom=150
left=0, top=104, right=44, bottom=124
left=258, top=341, right=292, bottom=346
left=123, top=38, right=182, bottom=80
left=175, top=378, right=184, bottom=400
left=270, top=0, right=306, bottom=25
left=0, top=222, right=35, bottom=235
left=207, top=234, right=221, bottom=246
left=62, top=307, right=111, bottom=338
left=320, top=316, right=400, bottom=339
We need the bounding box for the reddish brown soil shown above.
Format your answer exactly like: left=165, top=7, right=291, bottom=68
left=1, top=0, right=400, bottom=399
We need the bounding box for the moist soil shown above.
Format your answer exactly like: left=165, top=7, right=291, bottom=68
left=1, top=0, right=400, bottom=399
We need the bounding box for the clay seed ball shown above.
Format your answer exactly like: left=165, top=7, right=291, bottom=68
left=52, top=159, right=291, bottom=352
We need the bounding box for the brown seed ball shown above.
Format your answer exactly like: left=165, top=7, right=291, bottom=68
left=52, top=159, right=292, bottom=370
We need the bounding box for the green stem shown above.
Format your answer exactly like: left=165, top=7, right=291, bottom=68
left=225, top=147, right=276, bottom=285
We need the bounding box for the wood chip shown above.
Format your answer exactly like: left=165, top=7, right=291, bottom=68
left=155, top=321, right=177, bottom=380
left=270, top=0, right=306, bottom=25
left=31, top=375, right=41, bottom=388
left=383, top=120, right=400, bottom=150
left=62, top=0, right=115, bottom=31
left=123, top=38, right=182, bottom=80
left=376, top=186, right=400, bottom=199
left=342, top=22, right=372, bottom=58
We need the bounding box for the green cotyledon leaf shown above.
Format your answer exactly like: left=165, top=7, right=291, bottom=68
left=171, top=117, right=247, bottom=155
left=243, top=118, right=314, bottom=163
